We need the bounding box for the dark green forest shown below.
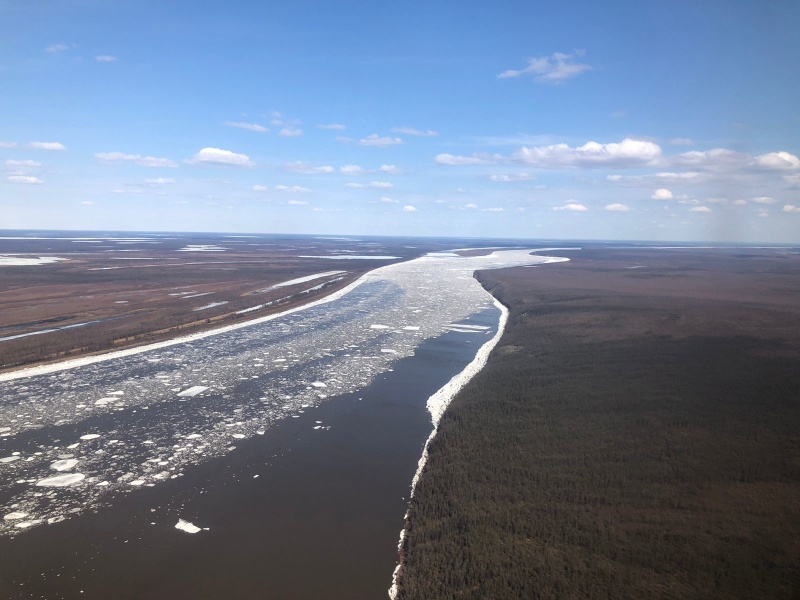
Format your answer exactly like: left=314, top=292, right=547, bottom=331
left=395, top=251, right=800, bottom=599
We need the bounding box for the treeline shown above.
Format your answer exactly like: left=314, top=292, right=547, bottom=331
left=395, top=261, right=800, bottom=599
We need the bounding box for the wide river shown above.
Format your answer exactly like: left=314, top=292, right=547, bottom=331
left=0, top=250, right=564, bottom=557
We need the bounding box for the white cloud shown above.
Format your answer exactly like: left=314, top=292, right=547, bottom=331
left=279, top=127, right=303, bottom=137
left=45, top=44, right=70, bottom=53
left=783, top=205, right=800, bottom=213
left=345, top=182, right=365, bottom=188
left=28, top=142, right=66, bottom=151
left=253, top=185, right=269, bottom=192
left=276, top=185, right=311, bottom=193
left=435, top=153, right=493, bottom=166
left=489, top=173, right=534, bottom=182
left=483, top=207, right=505, bottom=212
left=651, top=188, right=674, bottom=200
left=379, top=164, right=400, bottom=173
left=689, top=206, right=711, bottom=213
left=671, top=148, right=748, bottom=169
left=359, top=134, right=403, bottom=147
left=225, top=121, right=268, bottom=132
left=95, top=55, right=118, bottom=62
left=465, top=203, right=478, bottom=209
left=498, top=51, right=591, bottom=83
left=287, top=199, right=308, bottom=205
left=318, top=123, right=346, bottom=130
left=188, top=147, right=253, bottom=167
left=80, top=200, right=94, bottom=205
left=605, top=203, right=630, bottom=212
left=285, top=161, right=334, bottom=174
left=554, top=202, right=588, bottom=212
left=340, top=164, right=364, bottom=175
left=368, top=181, right=393, bottom=188
left=515, top=138, right=661, bottom=168
left=732, top=199, right=747, bottom=206
left=380, top=197, right=399, bottom=204
left=754, top=151, right=800, bottom=170
left=402, top=205, right=418, bottom=212
left=5, top=159, right=41, bottom=167
left=752, top=196, right=777, bottom=205
left=96, top=152, right=178, bottom=168
left=8, top=175, right=42, bottom=184
left=0, top=141, right=17, bottom=148
left=757, top=210, right=770, bottom=218
left=391, top=127, right=438, bottom=137
left=145, top=177, right=176, bottom=184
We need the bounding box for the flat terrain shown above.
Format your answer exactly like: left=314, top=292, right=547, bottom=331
left=0, top=231, right=499, bottom=371
left=396, top=247, right=800, bottom=599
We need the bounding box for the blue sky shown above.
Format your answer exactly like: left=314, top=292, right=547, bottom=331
left=2, top=0, right=799, bottom=242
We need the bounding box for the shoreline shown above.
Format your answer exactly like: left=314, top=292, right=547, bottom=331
left=388, top=296, right=510, bottom=599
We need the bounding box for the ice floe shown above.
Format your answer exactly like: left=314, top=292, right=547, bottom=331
left=175, top=518, right=202, bottom=533
left=36, top=473, right=86, bottom=487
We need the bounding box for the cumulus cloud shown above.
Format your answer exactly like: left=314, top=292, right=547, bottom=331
left=391, top=127, right=438, bottom=137
left=498, top=51, right=591, bottom=83
left=732, top=199, right=747, bottom=206
left=279, top=127, right=303, bottom=137
left=6, top=159, right=41, bottom=167
left=783, top=205, right=800, bottom=213
left=465, top=203, right=478, bottom=209
left=188, top=147, right=253, bottom=167
left=489, top=173, right=535, bottom=182
left=754, top=151, right=800, bottom=170
left=483, top=207, right=505, bottom=212
left=435, top=153, right=493, bottom=166
left=752, top=196, right=777, bottom=205
left=285, top=161, right=334, bottom=174
left=28, top=142, right=66, bottom=151
left=689, top=206, right=711, bottom=213
left=345, top=182, right=365, bottom=188
left=554, top=202, right=588, bottom=212
left=96, top=152, right=178, bottom=168
left=340, top=164, right=364, bottom=175
left=318, top=123, right=346, bottom=130
left=225, top=121, right=268, bottom=132
left=8, top=175, right=42, bottom=184
left=145, top=177, right=176, bottom=184
left=276, top=185, right=311, bottom=193
left=605, top=203, right=630, bottom=212
left=95, top=55, right=118, bottom=62
left=514, top=138, right=661, bottom=168
left=0, top=141, right=17, bottom=148
left=651, top=188, right=674, bottom=200
left=380, top=197, right=399, bottom=203
left=671, top=148, right=748, bottom=169
left=402, top=205, right=418, bottom=212
left=379, top=164, right=400, bottom=173
left=359, top=134, right=403, bottom=147
left=287, top=199, right=308, bottom=205
left=253, top=185, right=269, bottom=191
left=368, top=181, right=393, bottom=188
left=45, top=44, right=70, bottom=53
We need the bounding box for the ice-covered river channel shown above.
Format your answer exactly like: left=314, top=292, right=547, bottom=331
left=0, top=249, right=566, bottom=535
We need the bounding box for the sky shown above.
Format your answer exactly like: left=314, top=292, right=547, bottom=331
left=1, top=0, right=799, bottom=242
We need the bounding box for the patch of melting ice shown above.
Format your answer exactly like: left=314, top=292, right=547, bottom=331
left=0, top=249, right=568, bottom=535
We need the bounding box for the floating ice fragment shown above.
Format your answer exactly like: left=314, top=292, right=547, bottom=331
left=80, top=434, right=101, bottom=441
left=175, top=519, right=203, bottom=533
left=184, top=433, right=202, bottom=440
left=381, top=349, right=397, bottom=354
left=311, top=381, right=327, bottom=388
left=370, top=324, right=390, bottom=330
left=0, top=456, right=20, bottom=463
left=50, top=459, right=79, bottom=471
left=177, top=386, right=209, bottom=397
left=402, top=326, right=420, bottom=331
left=232, top=433, right=245, bottom=439
left=36, top=473, right=86, bottom=487
left=3, top=512, right=28, bottom=520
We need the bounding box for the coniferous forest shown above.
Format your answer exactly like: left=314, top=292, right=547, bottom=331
left=395, top=249, right=800, bottom=599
